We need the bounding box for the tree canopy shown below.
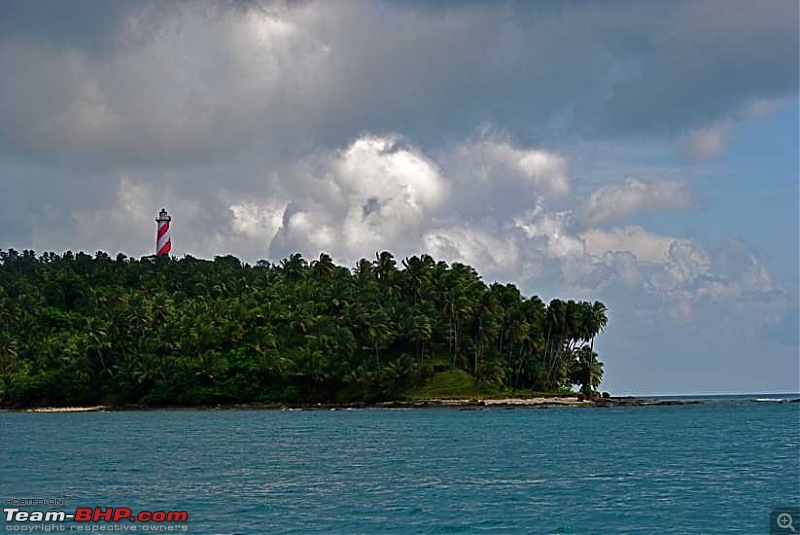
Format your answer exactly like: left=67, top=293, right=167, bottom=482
left=0, top=248, right=608, bottom=407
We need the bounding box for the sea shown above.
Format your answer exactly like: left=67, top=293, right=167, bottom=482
left=1, top=395, right=798, bottom=534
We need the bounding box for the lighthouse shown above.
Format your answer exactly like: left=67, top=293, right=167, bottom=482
left=156, top=208, right=172, bottom=257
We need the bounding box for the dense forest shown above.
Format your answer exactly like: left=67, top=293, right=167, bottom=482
left=0, top=249, right=608, bottom=407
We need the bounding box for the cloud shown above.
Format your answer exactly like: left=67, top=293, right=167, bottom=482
left=515, top=211, right=585, bottom=260
left=0, top=2, right=328, bottom=164
left=0, top=0, right=796, bottom=166
left=676, top=97, right=796, bottom=161
left=439, top=136, right=571, bottom=222
left=470, top=140, right=571, bottom=198
left=69, top=178, right=237, bottom=258
left=582, top=178, right=694, bottom=226
left=23, top=130, right=781, bottom=325
left=269, top=134, right=448, bottom=264
left=678, top=121, right=732, bottom=160
left=6, top=124, right=785, bottom=327
left=581, top=226, right=677, bottom=264
left=266, top=133, right=577, bottom=272
left=422, top=226, right=520, bottom=280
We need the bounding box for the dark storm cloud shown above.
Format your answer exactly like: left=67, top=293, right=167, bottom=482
left=0, top=0, right=796, bottom=168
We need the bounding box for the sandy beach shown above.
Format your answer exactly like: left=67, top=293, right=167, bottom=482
left=25, top=405, right=108, bottom=413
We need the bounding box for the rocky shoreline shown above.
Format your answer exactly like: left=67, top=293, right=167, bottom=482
left=4, top=395, right=798, bottom=413
left=374, top=396, right=704, bottom=409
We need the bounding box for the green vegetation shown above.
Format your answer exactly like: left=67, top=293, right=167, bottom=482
left=407, top=369, right=482, bottom=399
left=0, top=249, right=608, bottom=408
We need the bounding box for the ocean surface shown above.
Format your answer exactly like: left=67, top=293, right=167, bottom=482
left=1, top=396, right=798, bottom=534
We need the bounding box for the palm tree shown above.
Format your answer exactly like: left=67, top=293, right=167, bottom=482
left=0, top=247, right=611, bottom=406
left=380, top=354, right=417, bottom=397
left=355, top=258, right=375, bottom=283
left=589, top=301, right=608, bottom=350
left=571, top=345, right=604, bottom=395
left=472, top=293, right=501, bottom=376
left=280, top=253, right=307, bottom=281
left=374, top=251, right=397, bottom=282
left=310, top=253, right=336, bottom=281
left=401, top=255, right=431, bottom=304
left=405, top=310, right=432, bottom=363
left=543, top=299, right=564, bottom=389
left=363, top=309, right=393, bottom=372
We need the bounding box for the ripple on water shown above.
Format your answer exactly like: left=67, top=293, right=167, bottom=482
left=1, top=403, right=797, bottom=534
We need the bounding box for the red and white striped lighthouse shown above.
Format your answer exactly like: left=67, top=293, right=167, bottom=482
left=155, top=208, right=172, bottom=257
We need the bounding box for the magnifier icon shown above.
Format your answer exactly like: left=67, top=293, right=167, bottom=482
left=778, top=513, right=796, bottom=532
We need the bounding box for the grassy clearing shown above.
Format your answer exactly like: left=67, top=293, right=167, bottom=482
left=406, top=369, right=484, bottom=399
left=406, top=370, right=578, bottom=400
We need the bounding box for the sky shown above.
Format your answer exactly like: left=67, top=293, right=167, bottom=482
left=0, top=0, right=797, bottom=395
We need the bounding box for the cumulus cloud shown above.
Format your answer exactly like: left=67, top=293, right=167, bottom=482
left=582, top=178, right=694, bottom=226
left=515, top=211, right=585, bottom=260
left=269, top=135, right=448, bottom=264
left=470, top=140, right=571, bottom=198
left=264, top=133, right=578, bottom=272
left=581, top=226, right=677, bottom=264
left=650, top=241, right=712, bottom=293
left=422, top=226, right=520, bottom=280
left=439, top=137, right=571, bottom=222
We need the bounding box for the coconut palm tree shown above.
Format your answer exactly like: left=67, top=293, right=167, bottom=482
left=404, top=310, right=432, bottom=363
left=310, top=252, right=336, bottom=281
left=280, top=253, right=307, bottom=281
left=571, top=345, right=604, bottom=395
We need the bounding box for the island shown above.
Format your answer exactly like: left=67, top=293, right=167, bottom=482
left=0, top=249, right=610, bottom=409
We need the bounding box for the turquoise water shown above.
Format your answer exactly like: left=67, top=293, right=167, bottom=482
left=1, top=401, right=798, bottom=534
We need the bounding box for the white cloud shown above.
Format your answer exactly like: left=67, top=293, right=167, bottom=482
left=582, top=178, right=694, bottom=226
left=479, top=140, right=571, bottom=197
left=515, top=211, right=585, bottom=259
left=230, top=201, right=285, bottom=240
left=423, top=138, right=571, bottom=240
left=650, top=240, right=711, bottom=292
left=335, top=136, right=447, bottom=214
left=267, top=134, right=576, bottom=272
left=581, top=226, right=677, bottom=264
left=270, top=134, right=449, bottom=265
left=422, top=226, right=520, bottom=279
